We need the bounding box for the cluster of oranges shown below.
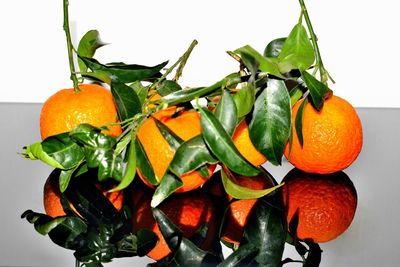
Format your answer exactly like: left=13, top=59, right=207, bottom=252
left=40, top=80, right=362, bottom=261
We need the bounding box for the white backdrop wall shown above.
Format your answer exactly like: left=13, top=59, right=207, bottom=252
left=1, top=0, right=399, bottom=107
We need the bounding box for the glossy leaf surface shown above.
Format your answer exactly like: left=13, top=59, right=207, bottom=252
left=199, top=107, right=260, bottom=176
left=249, top=79, right=291, bottom=165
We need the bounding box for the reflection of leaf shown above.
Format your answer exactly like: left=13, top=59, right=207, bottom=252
left=152, top=208, right=221, bottom=266
left=233, top=83, right=256, bottom=118
left=242, top=199, right=286, bottom=266
left=218, top=243, right=259, bottom=267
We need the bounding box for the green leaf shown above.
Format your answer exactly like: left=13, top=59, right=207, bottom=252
left=79, top=56, right=168, bottom=84
left=157, top=80, right=182, bottom=96
left=151, top=172, right=183, bottom=208
left=154, top=118, right=183, bottom=150
left=135, top=138, right=158, bottom=185
left=232, top=83, right=256, bottom=118
left=111, top=81, right=142, bottom=122
left=199, top=107, right=260, bottom=176
left=221, top=167, right=282, bottom=200
left=214, top=89, right=237, bottom=136
left=159, top=80, right=222, bottom=107
left=77, top=30, right=107, bottom=73
left=295, top=97, right=308, bottom=147
left=129, top=81, right=148, bottom=107
left=169, top=135, right=218, bottom=177
left=264, top=37, right=287, bottom=58
left=289, top=84, right=304, bottom=107
left=23, top=142, right=64, bottom=169
left=234, top=45, right=284, bottom=78
left=109, top=133, right=137, bottom=192
left=278, top=23, right=315, bottom=72
left=59, top=164, right=88, bottom=193
left=69, top=124, right=123, bottom=181
left=301, top=71, right=331, bottom=111
left=41, top=133, right=85, bottom=170
left=249, top=79, right=292, bottom=165
left=218, top=243, right=259, bottom=267
left=242, top=199, right=286, bottom=267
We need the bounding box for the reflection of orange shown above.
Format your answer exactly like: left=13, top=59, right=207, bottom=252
left=137, top=107, right=215, bottom=192
left=282, top=168, right=357, bottom=243
left=132, top=190, right=216, bottom=261
left=232, top=120, right=267, bottom=166
left=221, top=170, right=274, bottom=244
left=40, top=84, right=122, bottom=140
left=43, top=170, right=124, bottom=218
left=285, top=95, right=362, bottom=174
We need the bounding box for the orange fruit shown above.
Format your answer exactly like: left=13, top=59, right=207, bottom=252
left=43, top=170, right=124, bottom=218
left=132, top=190, right=217, bottom=261
left=137, top=106, right=215, bottom=193
left=232, top=120, right=267, bottom=166
left=221, top=169, right=274, bottom=244
left=284, top=95, right=363, bottom=174
left=281, top=168, right=357, bottom=243
left=40, top=83, right=122, bottom=140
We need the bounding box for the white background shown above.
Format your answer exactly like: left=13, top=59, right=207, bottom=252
left=1, top=0, right=399, bottom=107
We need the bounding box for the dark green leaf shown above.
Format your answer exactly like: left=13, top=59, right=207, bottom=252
left=217, top=243, right=259, bottom=267
left=199, top=107, right=260, bottom=176
left=111, top=81, right=142, bottom=122
left=221, top=167, right=282, bottom=200
left=249, top=79, right=291, bottom=165
left=151, top=172, right=183, bottom=207
left=109, top=133, right=137, bottom=192
left=264, top=37, right=287, bottom=58
left=295, top=98, right=308, bottom=147
left=69, top=124, right=123, bottom=181
left=243, top=200, right=286, bottom=267
left=301, top=71, right=331, bottom=111
left=80, top=56, right=168, bottom=84
left=135, top=138, right=158, bottom=185
left=278, top=24, right=315, bottom=72
left=234, top=45, right=284, bottom=78
left=169, top=135, right=218, bottom=177
left=154, top=118, right=183, bottom=150
left=289, top=84, right=303, bottom=107
left=157, top=80, right=182, bottom=96
left=232, top=83, right=256, bottom=118
left=77, top=30, right=107, bottom=73
left=41, top=133, right=85, bottom=169
left=214, top=89, right=237, bottom=136
left=159, top=81, right=222, bottom=107
left=129, top=81, right=148, bottom=107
